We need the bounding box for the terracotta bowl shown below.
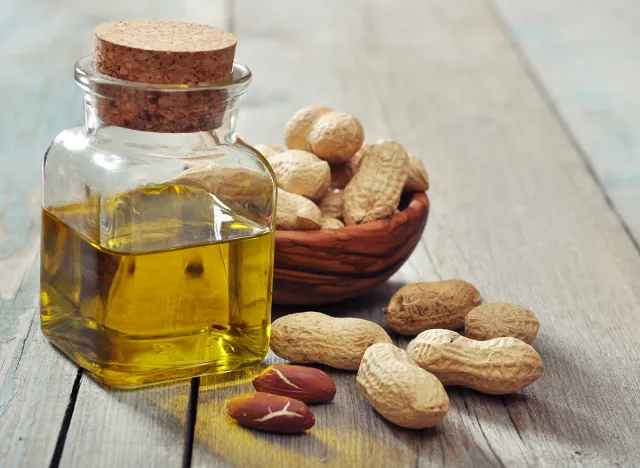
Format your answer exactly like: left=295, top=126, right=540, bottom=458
left=273, top=192, right=430, bottom=305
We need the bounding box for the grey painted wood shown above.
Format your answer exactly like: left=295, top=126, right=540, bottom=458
left=2, top=0, right=640, bottom=467
left=0, top=1, right=87, bottom=466
left=191, top=0, right=640, bottom=466
left=59, top=377, right=192, bottom=468
left=490, top=0, right=640, bottom=245
left=0, top=1, right=226, bottom=467
left=0, top=239, right=80, bottom=467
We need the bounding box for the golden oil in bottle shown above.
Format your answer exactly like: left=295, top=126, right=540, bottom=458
left=40, top=185, right=274, bottom=388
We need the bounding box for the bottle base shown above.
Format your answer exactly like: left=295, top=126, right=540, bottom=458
left=83, top=354, right=264, bottom=389
left=42, top=320, right=269, bottom=389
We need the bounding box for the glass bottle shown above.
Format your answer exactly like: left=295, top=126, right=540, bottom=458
left=40, top=52, right=276, bottom=388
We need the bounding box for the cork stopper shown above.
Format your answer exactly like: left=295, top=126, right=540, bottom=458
left=94, top=20, right=237, bottom=84
left=87, top=20, right=243, bottom=133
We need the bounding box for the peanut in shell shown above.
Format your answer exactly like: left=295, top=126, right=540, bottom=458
left=383, top=280, right=482, bottom=335
left=407, top=329, right=544, bottom=395
left=343, top=140, right=410, bottom=225
left=276, top=189, right=323, bottom=230
left=357, top=343, right=449, bottom=429
left=269, top=149, right=330, bottom=201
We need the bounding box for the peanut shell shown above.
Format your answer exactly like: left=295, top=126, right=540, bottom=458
left=170, top=162, right=271, bottom=199
left=343, top=140, right=410, bottom=225
left=268, top=150, right=330, bottom=201
left=407, top=329, right=544, bottom=395
left=270, top=311, right=392, bottom=370
left=318, top=189, right=344, bottom=219
left=308, top=112, right=365, bottom=163
left=284, top=105, right=332, bottom=152
left=321, top=217, right=345, bottom=229
left=276, top=189, right=322, bottom=230
left=330, top=163, right=355, bottom=189
left=357, top=343, right=449, bottom=429
left=384, top=280, right=482, bottom=335
left=404, top=155, right=429, bottom=192
left=350, top=144, right=366, bottom=167
left=330, top=147, right=364, bottom=188
left=255, top=143, right=284, bottom=160
left=465, top=303, right=539, bottom=343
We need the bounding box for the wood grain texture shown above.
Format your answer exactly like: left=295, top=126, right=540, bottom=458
left=193, top=0, right=640, bottom=466
left=274, top=192, right=429, bottom=305
left=59, top=377, right=191, bottom=468
left=489, top=0, right=640, bottom=245
left=0, top=0, right=88, bottom=465
left=2, top=0, right=640, bottom=467
left=0, top=259, right=80, bottom=467
left=0, top=1, right=228, bottom=467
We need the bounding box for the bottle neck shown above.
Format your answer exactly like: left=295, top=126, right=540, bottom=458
left=83, top=93, right=241, bottom=147
left=74, top=56, right=252, bottom=149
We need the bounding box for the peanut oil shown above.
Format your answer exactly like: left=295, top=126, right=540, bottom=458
left=40, top=185, right=274, bottom=388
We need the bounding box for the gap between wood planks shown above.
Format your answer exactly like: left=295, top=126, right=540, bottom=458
left=485, top=0, right=640, bottom=254
left=183, top=377, right=201, bottom=468
left=49, top=369, right=82, bottom=468
left=47, top=369, right=202, bottom=467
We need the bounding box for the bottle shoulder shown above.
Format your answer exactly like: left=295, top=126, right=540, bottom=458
left=234, top=137, right=277, bottom=184
left=43, top=128, right=277, bottom=204
left=46, top=127, right=273, bottom=174
left=46, top=126, right=86, bottom=154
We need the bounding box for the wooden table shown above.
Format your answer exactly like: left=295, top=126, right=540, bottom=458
left=2, top=1, right=640, bottom=467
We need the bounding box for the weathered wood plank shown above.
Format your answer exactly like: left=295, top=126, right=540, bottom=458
left=0, top=1, right=228, bottom=467
left=490, top=0, right=640, bottom=245
left=191, top=0, right=640, bottom=467
left=367, top=0, right=640, bottom=465
left=0, top=260, right=80, bottom=467
left=0, top=0, right=87, bottom=465
left=59, top=378, right=192, bottom=468
left=3, top=0, right=640, bottom=466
